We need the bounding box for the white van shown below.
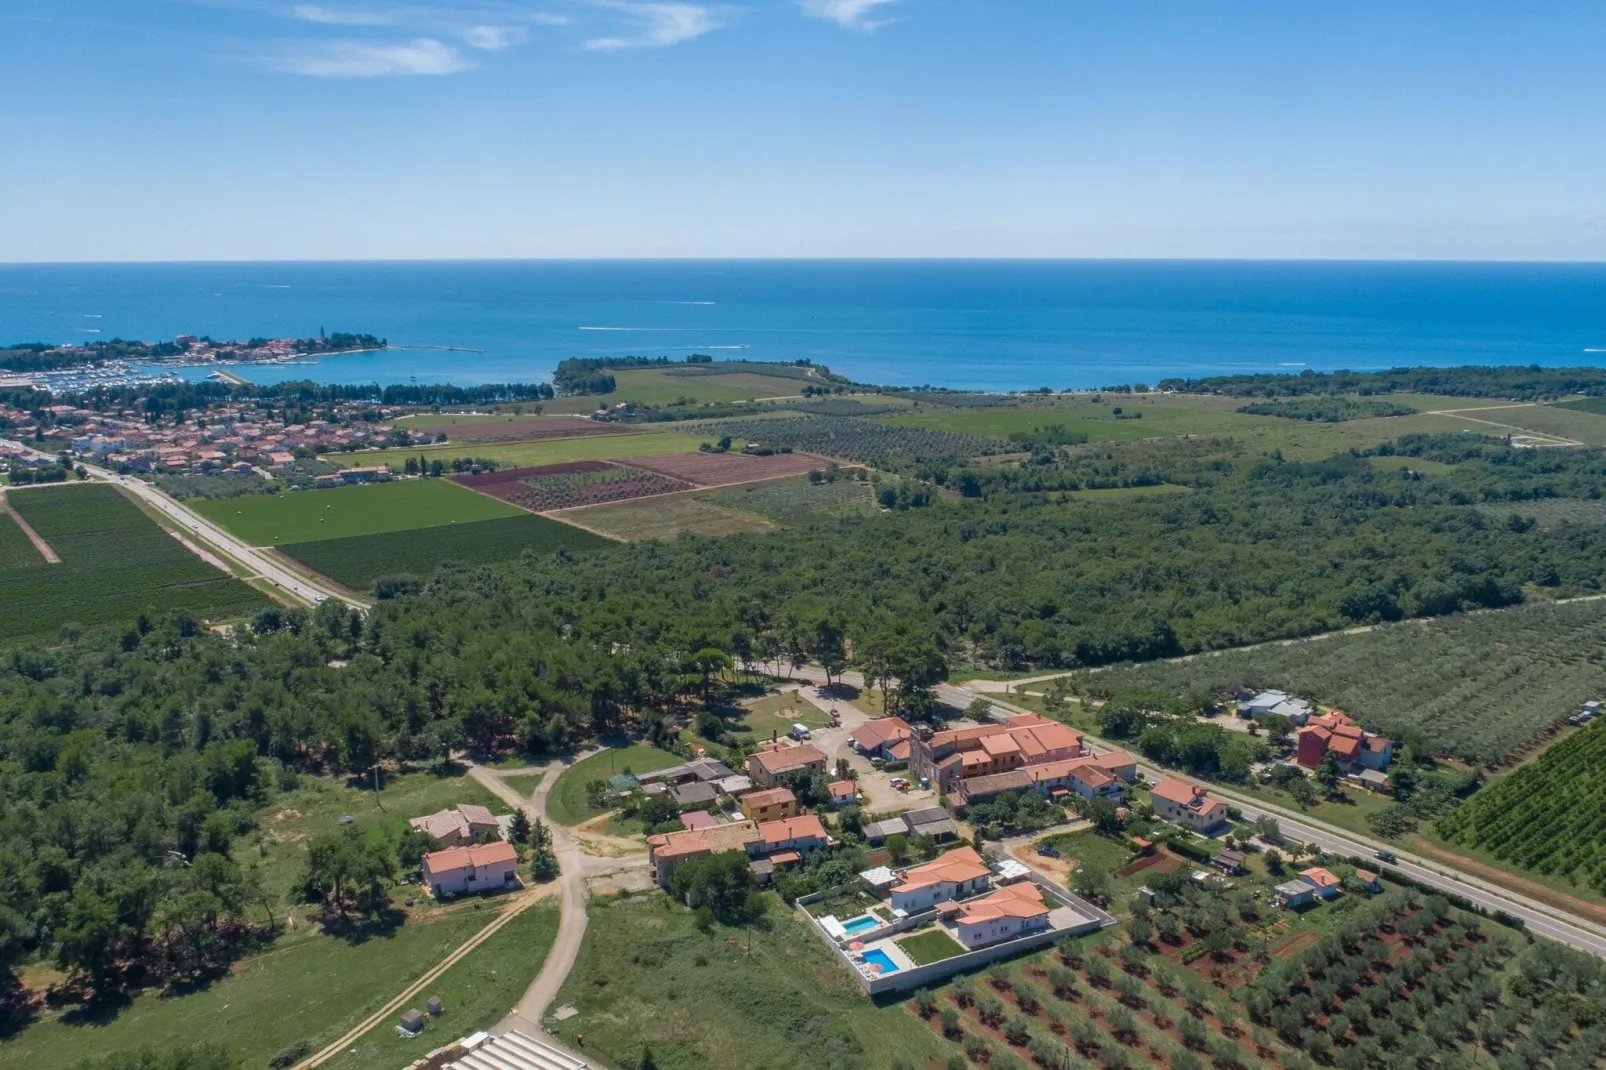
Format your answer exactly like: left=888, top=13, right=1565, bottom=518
left=789, top=723, right=812, bottom=741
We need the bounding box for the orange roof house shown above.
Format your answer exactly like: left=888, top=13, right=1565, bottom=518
left=850, top=717, right=913, bottom=757
left=913, top=714, right=1085, bottom=790
left=952, top=883, right=1053, bottom=949
left=1149, top=777, right=1230, bottom=832
left=746, top=742, right=828, bottom=786
left=890, top=846, right=993, bottom=912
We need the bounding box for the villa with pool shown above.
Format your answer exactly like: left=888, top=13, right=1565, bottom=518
left=807, top=846, right=1114, bottom=993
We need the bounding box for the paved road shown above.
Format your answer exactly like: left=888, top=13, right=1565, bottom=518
left=82, top=464, right=365, bottom=609
left=779, top=665, right=1606, bottom=960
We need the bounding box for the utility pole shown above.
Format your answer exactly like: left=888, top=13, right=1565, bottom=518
left=371, top=763, right=383, bottom=807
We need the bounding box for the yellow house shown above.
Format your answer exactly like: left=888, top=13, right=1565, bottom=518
left=741, top=787, right=799, bottom=823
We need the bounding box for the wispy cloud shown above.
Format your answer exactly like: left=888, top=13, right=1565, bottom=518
left=583, top=2, right=725, bottom=51
left=271, top=36, right=468, bottom=76
left=799, top=0, right=898, bottom=31
left=463, top=24, right=526, bottom=50
left=531, top=12, right=573, bottom=26
left=290, top=3, right=396, bottom=26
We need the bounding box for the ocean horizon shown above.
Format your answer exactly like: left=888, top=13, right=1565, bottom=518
left=3, top=259, right=1605, bottom=392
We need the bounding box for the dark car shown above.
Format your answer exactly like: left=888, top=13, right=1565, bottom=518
left=1037, top=844, right=1061, bottom=858
left=1374, top=850, right=1396, bottom=863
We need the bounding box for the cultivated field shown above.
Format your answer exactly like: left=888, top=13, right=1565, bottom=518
left=551, top=493, right=777, bottom=541
left=338, top=430, right=702, bottom=469
left=1437, top=720, right=1606, bottom=896
left=1, top=484, right=266, bottom=643
left=684, top=414, right=1013, bottom=467
left=617, top=448, right=831, bottom=486
left=408, top=417, right=627, bottom=442
left=540, top=367, right=817, bottom=412
left=701, top=475, right=876, bottom=523
left=460, top=463, right=693, bottom=512
left=278, top=513, right=609, bottom=589
left=192, top=479, right=522, bottom=545
left=1074, top=597, right=1606, bottom=765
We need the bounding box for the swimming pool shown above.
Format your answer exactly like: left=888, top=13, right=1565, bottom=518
left=861, top=948, right=900, bottom=975
left=841, top=914, right=880, bottom=936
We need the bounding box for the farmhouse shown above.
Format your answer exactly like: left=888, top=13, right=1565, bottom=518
left=409, top=804, right=502, bottom=847
left=758, top=814, right=833, bottom=864
left=889, top=846, right=993, bottom=914
left=1149, top=777, right=1230, bottom=834
left=827, top=779, right=860, bottom=807
left=910, top=713, right=1086, bottom=793
left=1297, top=713, right=1393, bottom=772
left=1297, top=866, right=1343, bottom=899
left=746, top=741, right=828, bottom=786
left=421, top=841, right=518, bottom=898
left=951, top=882, right=1053, bottom=950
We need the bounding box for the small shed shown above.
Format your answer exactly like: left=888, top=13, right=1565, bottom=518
left=1213, top=849, right=1246, bottom=875
left=607, top=773, right=639, bottom=796
left=1275, top=880, right=1316, bottom=908
left=671, top=781, right=718, bottom=808
left=399, top=1009, right=426, bottom=1034
left=748, top=857, right=776, bottom=885
left=859, top=865, right=898, bottom=891
left=427, top=995, right=444, bottom=1016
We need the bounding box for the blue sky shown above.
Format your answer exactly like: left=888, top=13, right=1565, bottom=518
left=3, top=1, right=1604, bottom=261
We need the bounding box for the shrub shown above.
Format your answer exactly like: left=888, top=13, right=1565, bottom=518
left=940, top=1007, right=963, bottom=1038
left=952, top=976, right=976, bottom=1006
left=913, top=988, right=936, bottom=1018
left=1004, top=1017, right=1032, bottom=1045
left=977, top=994, right=1007, bottom=1027
left=964, top=1034, right=991, bottom=1061
left=267, top=1042, right=312, bottom=1070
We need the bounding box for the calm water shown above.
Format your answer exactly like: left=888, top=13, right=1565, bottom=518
left=2, top=260, right=1604, bottom=391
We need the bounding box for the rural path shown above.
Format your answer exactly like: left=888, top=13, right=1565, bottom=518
left=0, top=489, right=60, bottom=563
left=289, top=886, right=553, bottom=1070
left=78, top=461, right=367, bottom=609
left=778, top=664, right=1606, bottom=961
left=468, top=755, right=646, bottom=1048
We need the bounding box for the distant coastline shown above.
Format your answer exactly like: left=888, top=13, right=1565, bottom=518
left=2, top=260, right=1604, bottom=391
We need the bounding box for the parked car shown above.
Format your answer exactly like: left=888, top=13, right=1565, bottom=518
left=1036, top=844, right=1061, bottom=858
left=1374, top=850, right=1396, bottom=863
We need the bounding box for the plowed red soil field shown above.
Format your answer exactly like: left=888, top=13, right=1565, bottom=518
left=451, top=462, right=614, bottom=488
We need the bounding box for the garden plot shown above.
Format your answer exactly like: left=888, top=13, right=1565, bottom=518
left=457, top=463, right=693, bottom=511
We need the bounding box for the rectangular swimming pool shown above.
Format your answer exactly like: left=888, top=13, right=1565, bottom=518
left=861, top=948, right=900, bottom=975
left=841, top=914, right=880, bottom=936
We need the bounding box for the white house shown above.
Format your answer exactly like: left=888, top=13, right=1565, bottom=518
left=421, top=841, right=519, bottom=897
left=889, top=846, right=992, bottom=914
left=1149, top=777, right=1230, bottom=834
left=952, top=883, right=1052, bottom=949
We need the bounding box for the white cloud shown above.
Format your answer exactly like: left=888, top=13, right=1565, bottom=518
left=290, top=3, right=396, bottom=26
left=271, top=36, right=469, bottom=76
left=583, top=2, right=725, bottom=50
left=799, top=0, right=898, bottom=31
left=530, top=12, right=573, bottom=26
left=463, top=24, right=526, bottom=49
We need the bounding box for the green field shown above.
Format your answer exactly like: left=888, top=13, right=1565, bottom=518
left=554, top=492, right=776, bottom=541
left=315, top=903, right=561, bottom=1070
left=395, top=411, right=568, bottom=427
left=0, top=484, right=267, bottom=643
left=699, top=475, right=877, bottom=523
left=1553, top=396, right=1606, bottom=415
left=547, top=894, right=947, bottom=1070
left=241, top=767, right=506, bottom=912
left=1, top=905, right=515, bottom=1070
left=192, top=479, right=522, bottom=546
left=545, top=744, right=682, bottom=826
left=335, top=431, right=703, bottom=471
left=1442, top=402, right=1606, bottom=446
left=279, top=513, right=610, bottom=589
left=879, top=393, right=1495, bottom=460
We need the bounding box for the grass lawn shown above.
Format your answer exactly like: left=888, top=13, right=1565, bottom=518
left=316, top=902, right=561, bottom=1070
left=548, top=893, right=948, bottom=1070
left=896, top=928, right=966, bottom=965
left=545, top=745, right=683, bottom=826
left=553, top=492, right=775, bottom=541
left=735, top=689, right=832, bottom=742
left=500, top=772, right=545, bottom=798
left=192, top=479, right=522, bottom=546
left=335, top=431, right=703, bottom=470
left=244, top=767, right=505, bottom=917
left=3, top=905, right=504, bottom=1070
left=1, top=483, right=268, bottom=644
left=1219, top=778, right=1396, bottom=841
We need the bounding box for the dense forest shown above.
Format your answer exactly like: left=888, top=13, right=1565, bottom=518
left=1158, top=365, right=1606, bottom=400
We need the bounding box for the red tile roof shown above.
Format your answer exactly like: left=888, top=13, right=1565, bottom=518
left=422, top=840, right=517, bottom=873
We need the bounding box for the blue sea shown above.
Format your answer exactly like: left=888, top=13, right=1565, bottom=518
left=2, top=260, right=1604, bottom=391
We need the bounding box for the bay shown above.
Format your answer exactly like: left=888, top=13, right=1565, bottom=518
left=2, top=259, right=1604, bottom=391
